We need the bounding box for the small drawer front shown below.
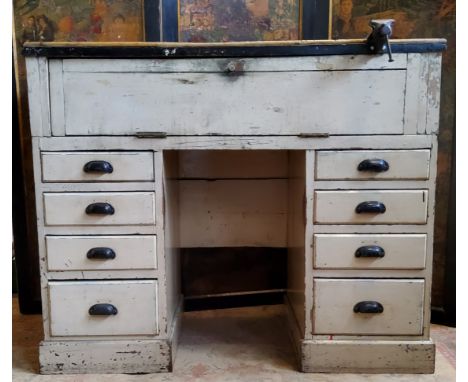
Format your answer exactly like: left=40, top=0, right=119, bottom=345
left=315, top=150, right=430, bottom=180
left=49, top=280, right=158, bottom=336
left=46, top=235, right=157, bottom=271
left=314, top=190, right=428, bottom=224
left=42, top=152, right=154, bottom=182
left=313, top=279, right=424, bottom=335
left=44, top=192, right=155, bottom=226
left=314, top=234, right=427, bottom=270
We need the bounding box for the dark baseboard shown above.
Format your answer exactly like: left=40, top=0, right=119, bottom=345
left=184, top=291, right=284, bottom=312
left=431, top=306, right=456, bottom=327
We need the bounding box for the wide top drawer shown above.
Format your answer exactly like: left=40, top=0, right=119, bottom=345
left=49, top=57, right=407, bottom=136
left=42, top=152, right=154, bottom=182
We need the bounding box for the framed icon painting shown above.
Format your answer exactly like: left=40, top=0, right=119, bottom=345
left=162, top=0, right=331, bottom=42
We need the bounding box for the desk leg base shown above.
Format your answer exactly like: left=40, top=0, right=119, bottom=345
left=40, top=298, right=183, bottom=374
left=300, top=339, right=435, bottom=373
left=39, top=339, right=174, bottom=374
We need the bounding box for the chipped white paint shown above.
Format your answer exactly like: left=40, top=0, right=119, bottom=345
left=43, top=192, right=156, bottom=226
left=39, top=134, right=434, bottom=151
left=25, top=57, right=51, bottom=136
left=286, top=151, right=306, bottom=337
left=48, top=280, right=159, bottom=336
left=56, top=69, right=406, bottom=136
left=314, top=234, right=427, bottom=270
left=62, top=54, right=408, bottom=73
left=46, top=235, right=158, bottom=271
left=313, top=279, right=425, bottom=335
left=315, top=150, right=431, bottom=180
left=300, top=340, right=435, bottom=373
left=314, top=190, right=428, bottom=224
left=39, top=339, right=172, bottom=374
left=179, top=179, right=288, bottom=247
left=41, top=151, right=154, bottom=182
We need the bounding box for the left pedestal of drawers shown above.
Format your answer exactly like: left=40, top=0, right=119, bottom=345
left=32, top=147, right=179, bottom=374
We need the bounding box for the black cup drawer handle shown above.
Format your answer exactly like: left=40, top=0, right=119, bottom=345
left=353, top=301, right=384, bottom=314
left=85, top=202, right=115, bottom=215
left=357, top=159, right=389, bottom=172
left=355, top=246, right=385, bottom=258
left=87, top=247, right=116, bottom=260
left=83, top=160, right=113, bottom=174
left=88, top=303, right=118, bottom=316
left=355, top=201, right=386, bottom=214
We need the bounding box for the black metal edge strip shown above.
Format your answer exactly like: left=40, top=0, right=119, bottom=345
left=302, top=0, right=331, bottom=40
left=162, top=0, right=178, bottom=42
left=21, top=40, right=447, bottom=58
left=144, top=0, right=161, bottom=41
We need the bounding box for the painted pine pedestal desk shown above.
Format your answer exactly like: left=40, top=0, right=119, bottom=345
left=23, top=40, right=446, bottom=374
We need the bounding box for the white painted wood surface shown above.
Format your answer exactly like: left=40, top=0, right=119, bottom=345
left=179, top=179, right=287, bottom=247
left=62, top=55, right=408, bottom=73
left=313, top=279, right=424, bottom=335
left=162, top=151, right=182, bottom=334
left=38, top=134, right=434, bottom=151
left=314, top=190, right=428, bottom=224
left=49, top=60, right=65, bottom=136
left=425, top=53, right=443, bottom=134
left=40, top=339, right=171, bottom=374
left=48, top=280, right=158, bottom=336
left=58, top=70, right=406, bottom=136
left=178, top=150, right=288, bottom=179
left=26, top=57, right=51, bottom=136
left=314, top=234, right=427, bottom=269
left=286, top=151, right=306, bottom=337
left=301, top=340, right=435, bottom=373
left=43, top=192, right=156, bottom=226
left=41, top=151, right=154, bottom=182
left=403, top=53, right=425, bottom=135
left=315, top=150, right=430, bottom=180
left=24, top=50, right=443, bottom=374
left=46, top=235, right=157, bottom=271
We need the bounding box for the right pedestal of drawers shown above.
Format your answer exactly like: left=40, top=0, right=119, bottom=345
left=297, top=147, right=437, bottom=373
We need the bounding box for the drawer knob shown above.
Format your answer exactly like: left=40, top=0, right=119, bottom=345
left=353, top=301, right=384, bottom=314
left=355, top=201, right=386, bottom=214
left=85, top=202, right=115, bottom=215
left=83, top=160, right=114, bottom=174
left=225, top=60, right=245, bottom=74
left=357, top=159, right=389, bottom=172
left=88, top=303, right=118, bottom=316
left=355, top=246, right=385, bottom=258
left=87, top=247, right=116, bottom=260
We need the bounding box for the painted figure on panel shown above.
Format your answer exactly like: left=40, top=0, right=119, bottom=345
left=332, top=0, right=454, bottom=39
left=179, top=0, right=300, bottom=42
left=15, top=0, right=144, bottom=43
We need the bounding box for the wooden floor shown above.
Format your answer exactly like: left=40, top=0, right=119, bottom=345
left=12, top=296, right=456, bottom=381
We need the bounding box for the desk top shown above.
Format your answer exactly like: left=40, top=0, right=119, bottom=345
left=22, top=39, right=446, bottom=59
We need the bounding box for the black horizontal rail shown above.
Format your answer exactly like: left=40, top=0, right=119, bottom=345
left=22, top=40, right=446, bottom=58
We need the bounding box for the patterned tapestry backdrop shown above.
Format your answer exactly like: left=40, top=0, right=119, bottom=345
left=331, top=0, right=456, bottom=309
